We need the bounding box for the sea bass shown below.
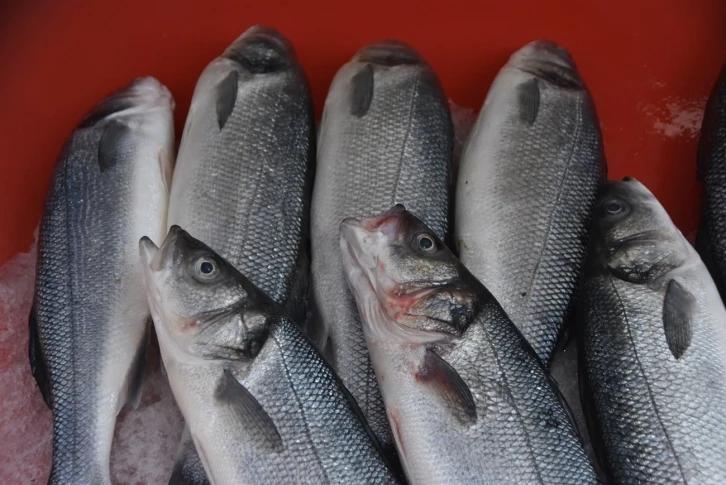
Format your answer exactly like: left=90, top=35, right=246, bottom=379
left=311, top=40, right=453, bottom=455
left=140, top=227, right=399, bottom=485
left=455, top=40, right=605, bottom=363
left=697, top=64, right=726, bottom=300
left=340, top=205, right=598, bottom=485
left=166, top=26, right=314, bottom=484
left=579, top=178, right=726, bottom=484
left=29, top=77, right=174, bottom=484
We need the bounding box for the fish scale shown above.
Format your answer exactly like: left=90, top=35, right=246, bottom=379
left=311, top=41, right=452, bottom=456
left=166, top=26, right=314, bottom=485
left=31, top=77, right=174, bottom=484
left=455, top=40, right=604, bottom=364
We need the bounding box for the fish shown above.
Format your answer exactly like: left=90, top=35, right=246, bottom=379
left=455, top=40, right=605, bottom=364
left=311, top=40, right=453, bottom=457
left=28, top=77, right=174, bottom=484
left=579, top=178, right=726, bottom=484
left=697, top=64, right=726, bottom=300
left=139, top=227, right=400, bottom=485
left=166, top=25, right=315, bottom=484
left=340, top=205, right=598, bottom=485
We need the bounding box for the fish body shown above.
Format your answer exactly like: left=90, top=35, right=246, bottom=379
left=29, top=77, right=174, bottom=484
left=340, top=205, right=598, bottom=485
left=455, top=40, right=605, bottom=363
left=311, top=40, right=453, bottom=453
left=697, top=65, right=726, bottom=300
left=140, top=227, right=399, bottom=485
left=580, top=178, right=726, bottom=484
left=166, top=26, right=315, bottom=483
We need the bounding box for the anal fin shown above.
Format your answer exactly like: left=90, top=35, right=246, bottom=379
left=28, top=305, right=52, bottom=409
left=118, top=316, right=151, bottom=413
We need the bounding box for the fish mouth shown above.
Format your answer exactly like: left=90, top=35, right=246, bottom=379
left=508, top=39, right=582, bottom=89
left=354, top=40, right=421, bottom=66
left=79, top=77, right=174, bottom=128
left=224, top=25, right=294, bottom=72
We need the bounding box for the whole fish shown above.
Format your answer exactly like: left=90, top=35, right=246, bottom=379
left=579, top=178, right=726, bottom=484
left=697, top=64, right=726, bottom=300
left=140, top=227, right=399, bottom=485
left=29, top=77, right=174, bottom=484
left=166, top=25, right=315, bottom=484
left=340, top=205, right=598, bottom=485
left=455, top=40, right=605, bottom=363
left=311, top=40, right=453, bottom=456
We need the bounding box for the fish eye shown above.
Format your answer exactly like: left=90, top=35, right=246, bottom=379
left=603, top=199, right=629, bottom=216
left=193, top=256, right=219, bottom=280
left=416, top=233, right=437, bottom=252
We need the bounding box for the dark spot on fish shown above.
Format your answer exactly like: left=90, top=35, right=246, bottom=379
left=350, top=64, right=374, bottom=117
left=98, top=120, right=131, bottom=172
left=662, top=279, right=695, bottom=359
left=215, top=70, right=238, bottom=130
left=518, top=78, right=540, bottom=125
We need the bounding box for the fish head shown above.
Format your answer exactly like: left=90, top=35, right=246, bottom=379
left=589, top=177, right=687, bottom=284
left=139, top=226, right=274, bottom=362
left=508, top=39, right=582, bottom=89
left=340, top=205, right=479, bottom=344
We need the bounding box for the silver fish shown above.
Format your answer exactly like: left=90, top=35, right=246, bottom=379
left=311, top=40, right=453, bottom=455
left=28, top=77, right=174, bottom=484
left=166, top=25, right=314, bottom=484
left=455, top=40, right=605, bottom=363
left=340, top=205, right=598, bottom=485
left=140, top=227, right=399, bottom=485
left=580, top=178, right=726, bottom=484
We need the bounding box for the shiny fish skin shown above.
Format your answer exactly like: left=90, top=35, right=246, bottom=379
left=580, top=179, right=726, bottom=484
left=697, top=64, right=726, bottom=300
left=29, top=77, right=174, bottom=485
left=455, top=40, right=605, bottom=363
left=311, top=40, right=453, bottom=455
left=140, top=228, right=399, bottom=485
left=166, top=26, right=315, bottom=484
left=340, top=206, right=598, bottom=485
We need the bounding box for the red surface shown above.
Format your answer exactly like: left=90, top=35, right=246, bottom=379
left=1, top=1, right=724, bottom=264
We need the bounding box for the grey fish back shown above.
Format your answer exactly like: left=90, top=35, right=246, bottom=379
left=31, top=78, right=173, bottom=484
left=311, top=40, right=453, bottom=453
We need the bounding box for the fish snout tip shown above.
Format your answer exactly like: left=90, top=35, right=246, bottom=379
left=139, top=236, right=160, bottom=270
left=354, top=40, right=421, bottom=66
left=224, top=25, right=294, bottom=72
left=511, top=40, right=582, bottom=89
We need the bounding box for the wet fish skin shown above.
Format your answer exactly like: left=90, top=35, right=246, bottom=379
left=166, top=25, right=315, bottom=484
left=697, top=64, right=726, bottom=300
left=29, top=77, right=174, bottom=485
left=579, top=178, right=726, bottom=484
left=140, top=227, right=399, bottom=485
left=455, top=40, right=605, bottom=364
left=340, top=205, right=598, bottom=485
left=311, top=40, right=453, bottom=456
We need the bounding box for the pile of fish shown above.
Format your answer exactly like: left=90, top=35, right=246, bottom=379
left=26, top=24, right=726, bottom=485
